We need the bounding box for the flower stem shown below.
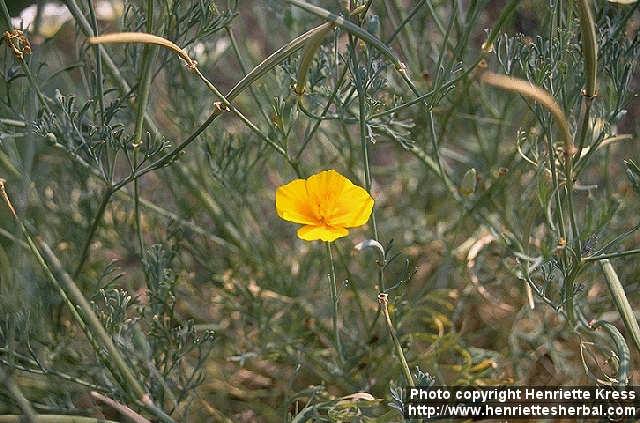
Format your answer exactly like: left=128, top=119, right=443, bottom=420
left=132, top=0, right=157, bottom=257
left=73, top=187, right=113, bottom=279
left=379, top=293, right=414, bottom=386
left=326, top=242, right=345, bottom=365
left=347, top=22, right=383, bottom=291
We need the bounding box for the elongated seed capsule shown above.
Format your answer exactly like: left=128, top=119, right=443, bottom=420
left=294, top=24, right=334, bottom=96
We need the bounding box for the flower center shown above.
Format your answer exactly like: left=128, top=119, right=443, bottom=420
left=316, top=201, right=334, bottom=226
left=317, top=205, right=327, bottom=224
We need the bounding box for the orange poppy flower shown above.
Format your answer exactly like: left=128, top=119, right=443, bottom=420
left=276, top=170, right=374, bottom=242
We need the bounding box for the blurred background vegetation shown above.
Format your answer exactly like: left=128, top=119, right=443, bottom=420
left=0, top=0, right=639, bottom=421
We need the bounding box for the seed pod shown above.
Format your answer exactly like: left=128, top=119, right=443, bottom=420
left=459, top=168, right=477, bottom=196
left=295, top=24, right=333, bottom=96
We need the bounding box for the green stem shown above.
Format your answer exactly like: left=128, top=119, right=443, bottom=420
left=349, top=36, right=380, bottom=245
left=565, top=168, right=580, bottom=257
left=225, top=26, right=270, bottom=124
left=287, top=0, right=421, bottom=105
left=563, top=263, right=581, bottom=326
left=565, top=0, right=598, bottom=263
left=569, top=0, right=598, bottom=256
left=600, top=260, right=640, bottom=355
left=133, top=167, right=144, bottom=255
left=346, top=15, right=385, bottom=296
left=384, top=0, right=415, bottom=67
left=386, top=0, right=427, bottom=44
left=482, top=0, right=519, bottom=53
left=326, top=242, right=345, bottom=365
left=189, top=66, right=288, bottom=159
left=379, top=293, right=414, bottom=386
left=87, top=0, right=105, bottom=124
left=0, top=349, right=106, bottom=391
left=584, top=248, right=640, bottom=262
left=589, top=222, right=640, bottom=258
left=576, top=0, right=598, bottom=98
left=73, top=187, right=113, bottom=279
left=133, top=0, right=156, bottom=149
left=0, top=366, right=37, bottom=423
left=132, top=0, right=156, bottom=257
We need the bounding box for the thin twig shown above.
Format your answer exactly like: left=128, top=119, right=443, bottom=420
left=90, top=391, right=152, bottom=423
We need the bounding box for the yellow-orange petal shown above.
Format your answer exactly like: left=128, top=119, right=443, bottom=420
left=303, top=170, right=347, bottom=214
left=275, top=178, right=319, bottom=225
left=324, top=178, right=374, bottom=228
left=297, top=225, right=349, bottom=242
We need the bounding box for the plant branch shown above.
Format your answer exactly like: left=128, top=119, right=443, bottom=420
left=378, top=293, right=414, bottom=386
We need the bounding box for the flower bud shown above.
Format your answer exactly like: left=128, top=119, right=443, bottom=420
left=45, top=132, right=57, bottom=145
left=459, top=168, right=477, bottom=196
